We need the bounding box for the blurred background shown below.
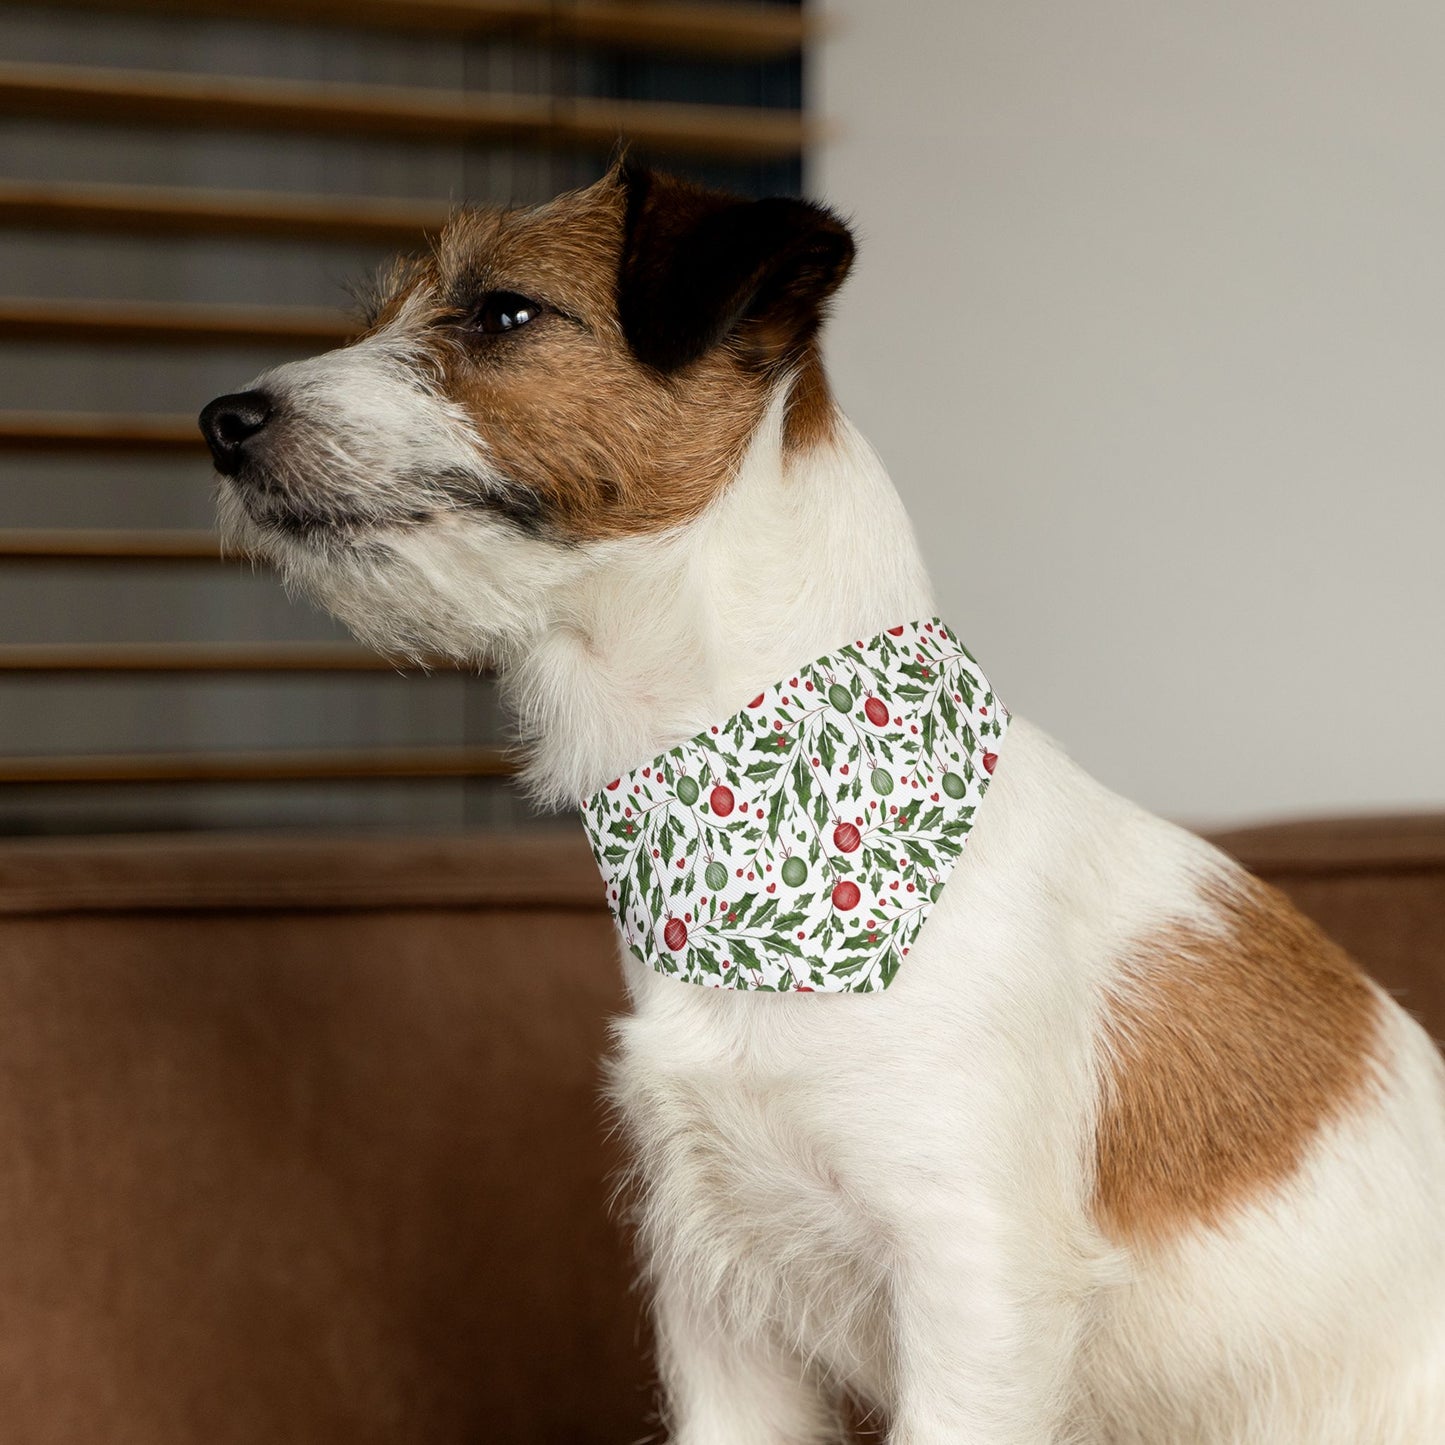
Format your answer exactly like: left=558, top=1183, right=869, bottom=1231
left=0, top=4, right=1441, bottom=1443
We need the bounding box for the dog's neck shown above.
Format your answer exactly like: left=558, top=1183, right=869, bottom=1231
left=505, top=390, right=937, bottom=808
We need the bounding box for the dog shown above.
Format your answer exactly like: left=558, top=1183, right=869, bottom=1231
left=200, top=162, right=1445, bottom=1443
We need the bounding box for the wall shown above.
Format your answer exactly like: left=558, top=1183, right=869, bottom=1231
left=812, top=0, right=1445, bottom=826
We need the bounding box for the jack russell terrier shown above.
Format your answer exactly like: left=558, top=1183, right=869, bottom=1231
left=200, top=162, right=1445, bottom=1444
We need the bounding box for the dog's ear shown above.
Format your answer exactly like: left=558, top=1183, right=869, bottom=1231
left=616, top=162, right=855, bottom=374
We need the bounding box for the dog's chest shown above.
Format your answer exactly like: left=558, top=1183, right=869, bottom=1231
left=612, top=985, right=896, bottom=1386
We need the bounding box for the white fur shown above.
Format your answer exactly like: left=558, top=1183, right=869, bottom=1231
left=220, top=350, right=1445, bottom=1443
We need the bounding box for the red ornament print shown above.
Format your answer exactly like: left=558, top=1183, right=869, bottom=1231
left=710, top=784, right=735, bottom=816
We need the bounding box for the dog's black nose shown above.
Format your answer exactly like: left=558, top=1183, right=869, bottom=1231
left=199, top=390, right=273, bottom=475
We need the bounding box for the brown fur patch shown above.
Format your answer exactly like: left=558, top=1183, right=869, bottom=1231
left=363, top=178, right=775, bottom=540
left=1093, top=872, right=1382, bottom=1246
left=782, top=344, right=840, bottom=457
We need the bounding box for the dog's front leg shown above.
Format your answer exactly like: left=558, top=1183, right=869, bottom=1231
left=885, top=1198, right=1090, bottom=1445
left=653, top=1274, right=841, bottom=1445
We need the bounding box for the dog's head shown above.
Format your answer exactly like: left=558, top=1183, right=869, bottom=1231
left=200, top=163, right=854, bottom=661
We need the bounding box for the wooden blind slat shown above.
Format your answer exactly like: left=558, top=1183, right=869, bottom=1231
left=0, top=413, right=203, bottom=450
left=0, top=643, right=419, bottom=673
left=0, top=745, right=513, bottom=784
left=0, top=180, right=448, bottom=245
left=0, top=62, right=813, bottom=161
left=0, top=529, right=221, bottom=561
left=0, top=297, right=353, bottom=348
left=0, top=413, right=203, bottom=452
left=29, top=0, right=810, bottom=59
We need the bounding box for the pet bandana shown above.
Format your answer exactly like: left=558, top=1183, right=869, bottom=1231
left=581, top=620, right=1007, bottom=993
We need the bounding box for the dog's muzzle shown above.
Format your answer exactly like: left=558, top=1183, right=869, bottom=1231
left=199, top=390, right=274, bottom=477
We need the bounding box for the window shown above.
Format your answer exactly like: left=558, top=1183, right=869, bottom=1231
left=0, top=0, right=807, bottom=834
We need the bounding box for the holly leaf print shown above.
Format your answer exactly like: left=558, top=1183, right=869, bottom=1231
left=818, top=723, right=837, bottom=772
left=767, top=785, right=787, bottom=843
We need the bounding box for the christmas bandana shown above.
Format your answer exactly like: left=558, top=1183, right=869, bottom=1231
left=581, top=621, right=1008, bottom=994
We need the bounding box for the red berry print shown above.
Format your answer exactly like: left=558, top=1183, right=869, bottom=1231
left=864, top=696, right=889, bottom=727
left=710, top=784, right=735, bottom=816
left=983, top=752, right=998, bottom=775
left=832, top=880, right=861, bottom=911
left=833, top=821, right=861, bottom=853
left=663, top=917, right=687, bottom=951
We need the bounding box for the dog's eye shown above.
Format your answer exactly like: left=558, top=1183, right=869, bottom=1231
left=471, top=291, right=544, bottom=335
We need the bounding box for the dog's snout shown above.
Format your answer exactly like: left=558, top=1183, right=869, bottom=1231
left=200, top=390, right=274, bottom=476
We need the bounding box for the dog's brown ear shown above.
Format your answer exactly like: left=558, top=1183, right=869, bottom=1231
left=617, top=162, right=855, bottom=374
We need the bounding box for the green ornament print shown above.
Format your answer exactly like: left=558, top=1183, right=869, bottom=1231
left=582, top=619, right=1008, bottom=994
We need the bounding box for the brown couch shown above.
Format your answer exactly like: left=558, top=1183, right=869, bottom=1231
left=0, top=817, right=1440, bottom=1444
